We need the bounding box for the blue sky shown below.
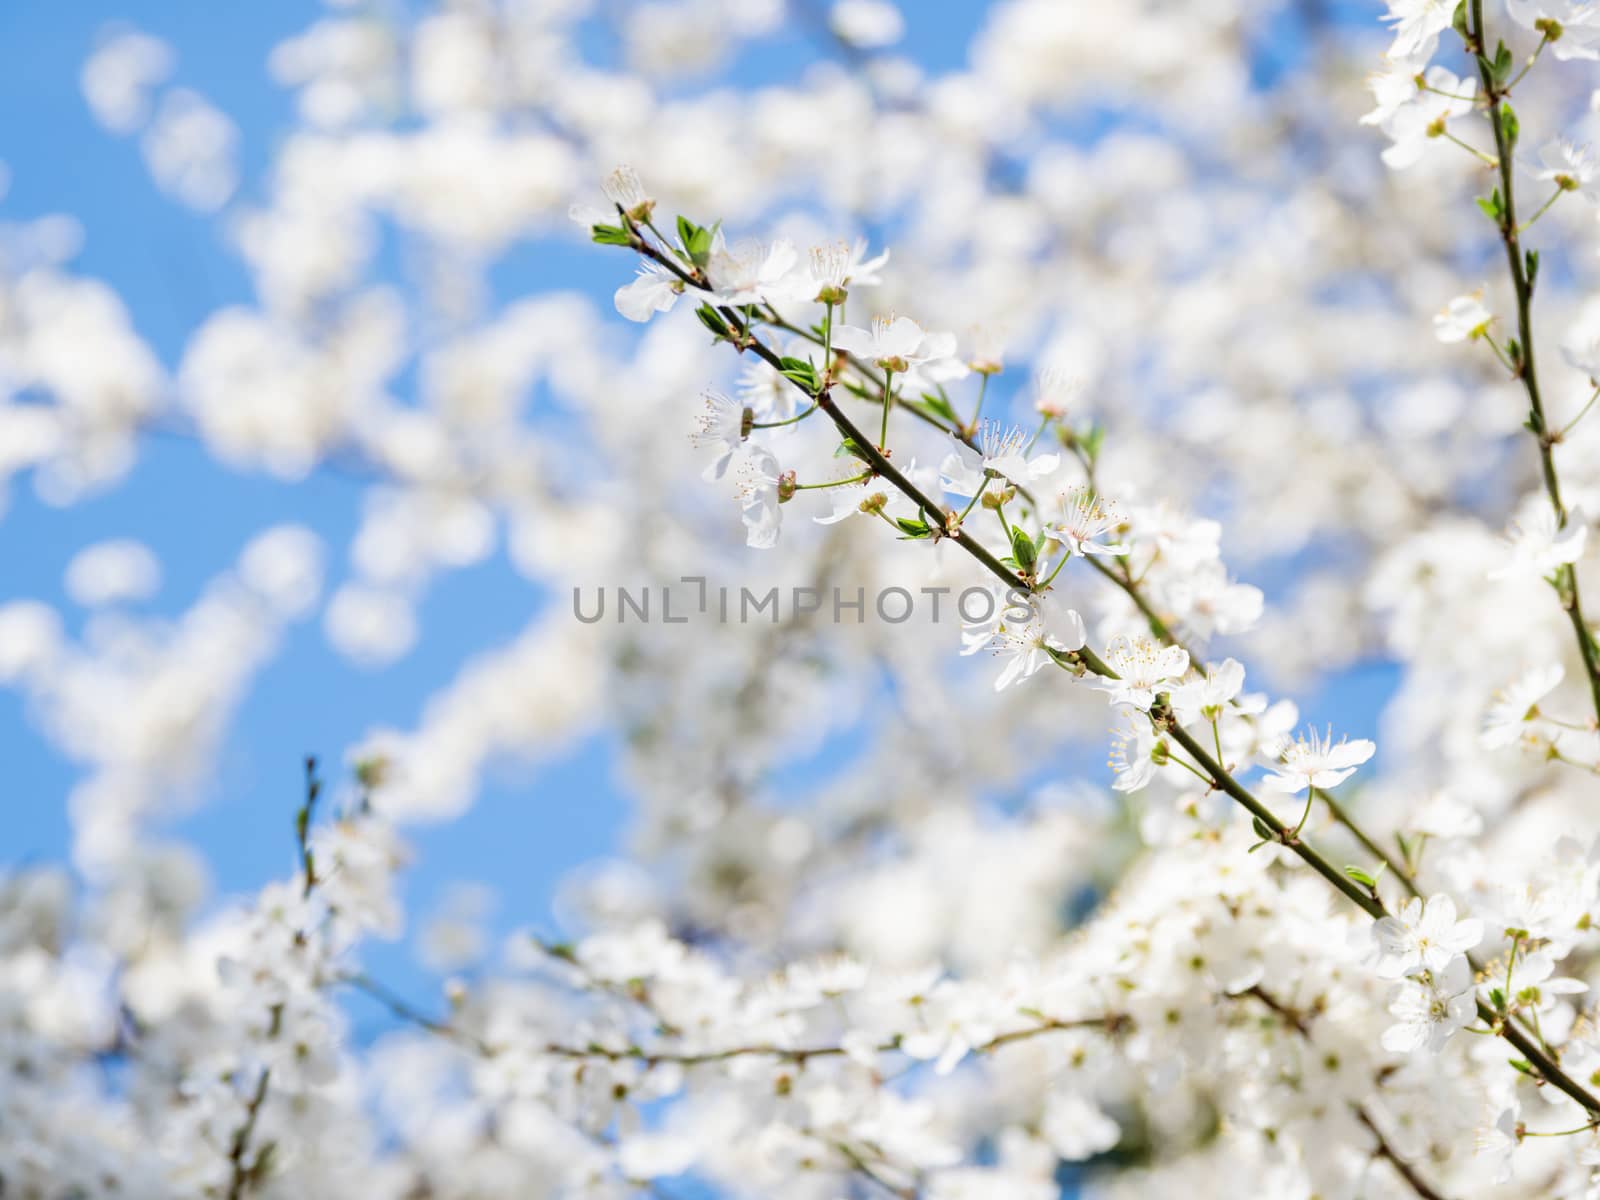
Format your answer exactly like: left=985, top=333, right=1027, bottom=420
left=0, top=0, right=1394, bottom=1028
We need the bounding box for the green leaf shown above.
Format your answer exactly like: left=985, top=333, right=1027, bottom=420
left=920, top=392, right=959, bottom=423
left=1451, top=0, right=1470, bottom=39
left=895, top=517, right=931, bottom=539
left=1010, top=525, right=1037, bottom=571
left=1081, top=423, right=1106, bottom=462
left=898, top=397, right=943, bottom=424
left=1508, top=1058, right=1535, bottom=1076
left=676, top=216, right=716, bottom=267
left=1500, top=103, right=1520, bottom=149
left=1247, top=816, right=1275, bottom=852
left=836, top=437, right=873, bottom=461
left=778, top=356, right=820, bottom=395
left=1345, top=865, right=1377, bottom=888
left=1476, top=188, right=1504, bottom=223
left=1492, top=40, right=1514, bottom=87
left=591, top=223, right=633, bottom=246
left=695, top=304, right=729, bottom=338
left=1526, top=248, right=1541, bottom=287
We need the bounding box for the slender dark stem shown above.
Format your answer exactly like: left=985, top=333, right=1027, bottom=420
left=1493, top=1007, right=1600, bottom=1115
left=1356, top=1109, right=1452, bottom=1200
left=1467, top=0, right=1600, bottom=726
left=721, top=301, right=1030, bottom=590
left=1082, top=553, right=1195, bottom=659
left=345, top=973, right=492, bottom=1054
left=1160, top=704, right=1600, bottom=1115
left=1247, top=987, right=1453, bottom=1200
left=1321, top=791, right=1422, bottom=901
left=814, top=386, right=1026, bottom=589
left=225, top=1069, right=272, bottom=1200
left=350, top=967, right=1121, bottom=1064
left=295, top=757, right=320, bottom=899
left=753, top=401, right=820, bottom=429
left=619, top=236, right=1037, bottom=596
left=1157, top=710, right=1384, bottom=917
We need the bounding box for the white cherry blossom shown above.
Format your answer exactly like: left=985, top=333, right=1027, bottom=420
left=1372, top=894, right=1484, bottom=979
left=1260, top=727, right=1376, bottom=793
left=1093, top=635, right=1190, bottom=711
left=1381, top=954, right=1477, bottom=1053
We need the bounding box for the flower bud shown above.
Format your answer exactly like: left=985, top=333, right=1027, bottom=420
left=859, top=492, right=889, bottom=515
left=354, top=755, right=391, bottom=790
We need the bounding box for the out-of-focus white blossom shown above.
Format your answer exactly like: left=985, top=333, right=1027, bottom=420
left=63, top=539, right=160, bottom=607
left=81, top=27, right=173, bottom=133
left=830, top=0, right=906, bottom=49
left=141, top=88, right=239, bottom=211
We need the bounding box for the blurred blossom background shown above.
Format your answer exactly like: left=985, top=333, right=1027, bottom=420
left=5, top=0, right=1600, bottom=1193
left=0, top=0, right=1035, bottom=1023
left=1, top=0, right=1400, bottom=1006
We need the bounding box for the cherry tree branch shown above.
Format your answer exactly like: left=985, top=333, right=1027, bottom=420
left=1245, top=987, right=1452, bottom=1200
left=607, top=213, right=1600, bottom=1119
left=1160, top=708, right=1600, bottom=1117
left=348, top=970, right=1125, bottom=1066
left=224, top=1069, right=272, bottom=1200
left=1466, top=0, right=1600, bottom=725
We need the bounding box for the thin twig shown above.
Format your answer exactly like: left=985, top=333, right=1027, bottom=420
left=1467, top=0, right=1600, bottom=726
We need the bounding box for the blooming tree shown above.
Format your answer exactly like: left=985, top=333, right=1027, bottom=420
left=10, top=0, right=1600, bottom=1196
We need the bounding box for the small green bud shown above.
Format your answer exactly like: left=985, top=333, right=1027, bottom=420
left=354, top=755, right=390, bottom=790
